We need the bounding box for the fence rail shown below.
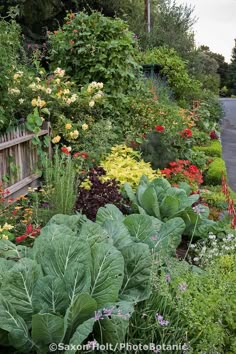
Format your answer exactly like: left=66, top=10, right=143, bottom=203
left=0, top=122, right=50, bottom=199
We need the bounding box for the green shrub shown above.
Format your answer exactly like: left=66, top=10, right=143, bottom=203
left=205, top=157, right=226, bottom=185
left=49, top=12, right=140, bottom=96
left=193, top=140, right=222, bottom=157
left=128, top=255, right=236, bottom=354
left=177, top=255, right=236, bottom=353
left=139, top=47, right=202, bottom=104
left=0, top=20, right=27, bottom=131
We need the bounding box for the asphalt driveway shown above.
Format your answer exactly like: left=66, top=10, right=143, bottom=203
left=220, top=98, right=236, bottom=191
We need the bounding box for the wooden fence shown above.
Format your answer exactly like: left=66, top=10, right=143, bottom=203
left=0, top=122, right=50, bottom=199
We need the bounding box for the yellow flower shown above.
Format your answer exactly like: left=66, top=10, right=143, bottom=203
left=2, top=234, right=9, bottom=240
left=69, top=130, right=79, bottom=139
left=82, top=123, right=88, bottom=131
left=89, top=100, right=95, bottom=108
left=3, top=223, right=14, bottom=231
left=13, top=71, right=23, bottom=80
left=52, top=135, right=61, bottom=144
left=65, top=123, right=72, bottom=130
left=31, top=97, right=46, bottom=108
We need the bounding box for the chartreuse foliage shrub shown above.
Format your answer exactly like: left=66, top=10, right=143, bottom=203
left=124, top=176, right=230, bottom=238
left=0, top=210, right=153, bottom=352
left=193, top=140, right=222, bottom=157
left=205, top=158, right=226, bottom=185
left=100, top=145, right=162, bottom=189
left=139, top=47, right=201, bottom=103
left=49, top=12, right=140, bottom=95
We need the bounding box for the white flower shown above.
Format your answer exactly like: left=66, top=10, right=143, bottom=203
left=8, top=88, right=20, bottom=95
left=19, top=98, right=25, bottom=104
left=208, top=234, right=216, bottom=240
left=29, top=82, right=37, bottom=91
left=54, top=67, right=65, bottom=77
left=193, top=257, right=199, bottom=262
left=89, top=100, right=95, bottom=107
left=36, top=77, right=41, bottom=82
left=67, top=146, right=72, bottom=152
left=46, top=88, right=52, bottom=94
left=70, top=94, right=77, bottom=102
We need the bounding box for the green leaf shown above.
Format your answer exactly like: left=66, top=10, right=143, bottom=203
left=1, top=258, right=42, bottom=322
left=64, top=293, right=97, bottom=342
left=90, top=243, right=124, bottom=307
left=41, top=108, right=50, bottom=116
left=32, top=313, right=64, bottom=345
left=34, top=231, right=91, bottom=281
left=155, top=217, right=185, bottom=256
left=33, top=276, right=69, bottom=315
left=124, top=214, right=156, bottom=243
left=139, top=185, right=161, bottom=218
left=102, top=220, right=133, bottom=250
left=94, top=302, right=133, bottom=345
left=48, top=214, right=87, bottom=234
left=0, top=239, right=29, bottom=259
left=160, top=195, right=180, bottom=219
left=123, top=183, right=137, bottom=203
left=151, top=177, right=171, bottom=191
left=0, top=296, right=35, bottom=352
left=66, top=318, right=95, bottom=354
left=96, top=204, right=124, bottom=224
left=79, top=221, right=112, bottom=248
left=120, top=243, right=151, bottom=302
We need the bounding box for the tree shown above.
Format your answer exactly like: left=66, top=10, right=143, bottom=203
left=228, top=40, right=236, bottom=95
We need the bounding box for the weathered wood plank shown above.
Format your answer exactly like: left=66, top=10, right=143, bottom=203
left=0, top=129, right=49, bottom=150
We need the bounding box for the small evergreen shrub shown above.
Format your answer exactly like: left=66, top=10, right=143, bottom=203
left=193, top=140, right=222, bottom=157
left=206, top=157, right=226, bottom=185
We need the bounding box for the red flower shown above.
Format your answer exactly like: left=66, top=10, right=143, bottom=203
left=180, top=128, right=192, bottom=138
left=73, top=152, right=80, bottom=158
left=188, top=165, right=199, bottom=174
left=26, top=224, right=33, bottom=235
left=73, top=29, right=78, bottom=33
left=169, top=162, right=178, bottom=167
left=15, top=235, right=27, bottom=243
left=80, top=152, right=88, bottom=159
left=155, top=125, right=165, bottom=133
left=209, top=130, right=218, bottom=140
left=61, top=147, right=71, bottom=155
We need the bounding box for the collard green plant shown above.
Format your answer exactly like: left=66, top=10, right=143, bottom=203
left=0, top=211, right=152, bottom=352
left=124, top=176, right=225, bottom=239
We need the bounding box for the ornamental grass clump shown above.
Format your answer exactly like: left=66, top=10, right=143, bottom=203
left=43, top=149, right=77, bottom=215
left=100, top=145, right=162, bottom=189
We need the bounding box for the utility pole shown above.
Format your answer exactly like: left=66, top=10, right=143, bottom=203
left=144, top=0, right=151, bottom=33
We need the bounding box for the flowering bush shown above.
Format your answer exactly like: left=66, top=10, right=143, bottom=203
left=0, top=183, right=41, bottom=243
left=190, top=232, right=236, bottom=267
left=49, top=12, right=140, bottom=95
left=161, top=160, right=203, bottom=189
left=100, top=145, right=162, bottom=189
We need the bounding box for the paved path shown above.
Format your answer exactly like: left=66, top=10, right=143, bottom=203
left=220, top=98, right=236, bottom=191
